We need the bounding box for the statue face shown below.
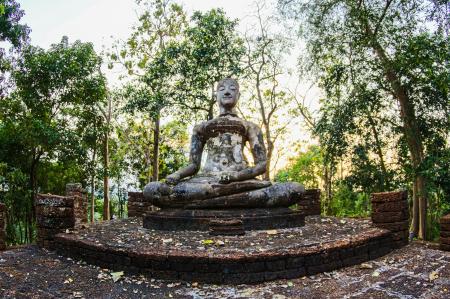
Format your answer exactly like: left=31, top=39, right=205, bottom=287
left=217, top=80, right=239, bottom=109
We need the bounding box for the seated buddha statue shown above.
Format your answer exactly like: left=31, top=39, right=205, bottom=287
left=143, top=78, right=304, bottom=209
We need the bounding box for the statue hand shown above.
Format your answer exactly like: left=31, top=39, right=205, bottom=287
left=166, top=173, right=180, bottom=185
left=219, top=173, right=237, bottom=184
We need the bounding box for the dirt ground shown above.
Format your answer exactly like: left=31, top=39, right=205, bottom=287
left=1, top=241, right=449, bottom=298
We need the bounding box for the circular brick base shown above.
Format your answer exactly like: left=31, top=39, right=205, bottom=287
left=53, top=217, right=397, bottom=284
left=143, top=208, right=305, bottom=231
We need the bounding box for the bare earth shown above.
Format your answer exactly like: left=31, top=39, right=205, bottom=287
left=0, top=241, right=449, bottom=298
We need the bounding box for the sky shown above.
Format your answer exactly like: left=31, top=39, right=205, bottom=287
left=17, top=0, right=318, bottom=173
left=19, top=0, right=261, bottom=51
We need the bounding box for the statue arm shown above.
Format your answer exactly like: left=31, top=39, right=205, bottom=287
left=229, top=124, right=267, bottom=182
left=166, top=125, right=204, bottom=184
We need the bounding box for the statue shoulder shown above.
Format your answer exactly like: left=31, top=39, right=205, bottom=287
left=245, top=120, right=262, bottom=135
left=193, top=122, right=207, bottom=134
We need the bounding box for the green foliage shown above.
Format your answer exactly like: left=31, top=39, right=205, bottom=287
left=279, top=0, right=449, bottom=236
left=0, top=37, right=106, bottom=243
left=330, top=182, right=371, bottom=218
left=169, top=8, right=245, bottom=120
left=275, top=145, right=323, bottom=189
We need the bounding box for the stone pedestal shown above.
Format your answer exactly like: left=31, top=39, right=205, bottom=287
left=440, top=214, right=450, bottom=251
left=371, top=191, right=409, bottom=248
left=143, top=208, right=305, bottom=231
left=0, top=203, right=6, bottom=251
left=127, top=191, right=155, bottom=217
left=298, top=189, right=321, bottom=215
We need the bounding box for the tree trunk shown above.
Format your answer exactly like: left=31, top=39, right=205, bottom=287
left=152, top=110, right=160, bottom=182
left=369, top=31, right=427, bottom=239
left=90, top=143, right=97, bottom=223
left=323, top=163, right=333, bottom=215
left=366, top=112, right=388, bottom=190
left=103, top=131, right=110, bottom=221
left=208, top=83, right=215, bottom=120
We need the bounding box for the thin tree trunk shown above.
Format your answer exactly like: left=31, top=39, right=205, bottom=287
left=103, top=131, right=110, bottom=221
left=208, top=83, right=215, bottom=120
left=90, top=143, right=97, bottom=223
left=152, top=111, right=160, bottom=182
left=366, top=112, right=388, bottom=190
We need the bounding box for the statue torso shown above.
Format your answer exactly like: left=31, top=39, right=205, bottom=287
left=197, top=115, right=248, bottom=176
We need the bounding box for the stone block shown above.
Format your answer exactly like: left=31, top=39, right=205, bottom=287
left=36, top=194, right=73, bottom=207
left=440, top=214, right=450, bottom=224
left=372, top=200, right=408, bottom=212
left=372, top=211, right=409, bottom=223
left=440, top=231, right=450, bottom=238
left=440, top=237, right=450, bottom=245
left=371, top=190, right=407, bottom=203
left=36, top=206, right=73, bottom=218
left=37, top=216, right=74, bottom=229
left=440, top=243, right=450, bottom=251
left=373, top=221, right=409, bottom=232
left=440, top=223, right=450, bottom=231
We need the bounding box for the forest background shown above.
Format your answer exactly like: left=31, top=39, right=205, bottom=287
left=0, top=0, right=448, bottom=245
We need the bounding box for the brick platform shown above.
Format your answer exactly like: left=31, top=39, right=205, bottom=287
left=52, top=216, right=396, bottom=284
left=298, top=189, right=321, bottom=216
left=371, top=191, right=409, bottom=248
left=440, top=214, right=450, bottom=251
left=0, top=203, right=6, bottom=250
left=127, top=191, right=156, bottom=217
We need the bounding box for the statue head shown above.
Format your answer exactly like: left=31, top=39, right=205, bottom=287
left=217, top=78, right=239, bottom=115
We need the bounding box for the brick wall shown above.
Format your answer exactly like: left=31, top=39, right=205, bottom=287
left=440, top=214, right=450, bottom=251
left=36, top=183, right=87, bottom=249
left=298, top=189, right=321, bottom=216
left=127, top=191, right=155, bottom=217
left=66, top=183, right=88, bottom=228
left=371, top=190, right=409, bottom=248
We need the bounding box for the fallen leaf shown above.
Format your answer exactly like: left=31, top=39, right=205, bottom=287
left=215, top=240, right=225, bottom=246
left=266, top=229, right=278, bottom=235
left=287, top=281, right=294, bottom=287
left=162, top=238, right=173, bottom=244
left=360, top=263, right=373, bottom=269
left=429, top=271, right=439, bottom=281
left=191, top=282, right=199, bottom=287
left=372, top=271, right=380, bottom=277
left=201, top=239, right=214, bottom=246
left=64, top=277, right=73, bottom=284
left=111, top=271, right=124, bottom=282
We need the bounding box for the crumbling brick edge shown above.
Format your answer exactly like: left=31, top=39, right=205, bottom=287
left=53, top=227, right=401, bottom=284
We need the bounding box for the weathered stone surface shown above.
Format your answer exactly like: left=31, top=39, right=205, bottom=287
left=36, top=206, right=73, bottom=218
left=1, top=242, right=449, bottom=298
left=371, top=190, right=408, bottom=203
left=372, top=200, right=408, bottom=212
left=373, top=221, right=409, bottom=232
left=127, top=191, right=156, bottom=218
left=441, top=223, right=450, bottom=231
left=143, top=208, right=305, bottom=231
left=372, top=211, right=409, bottom=223
left=441, top=213, right=450, bottom=224
left=36, top=194, right=74, bottom=207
